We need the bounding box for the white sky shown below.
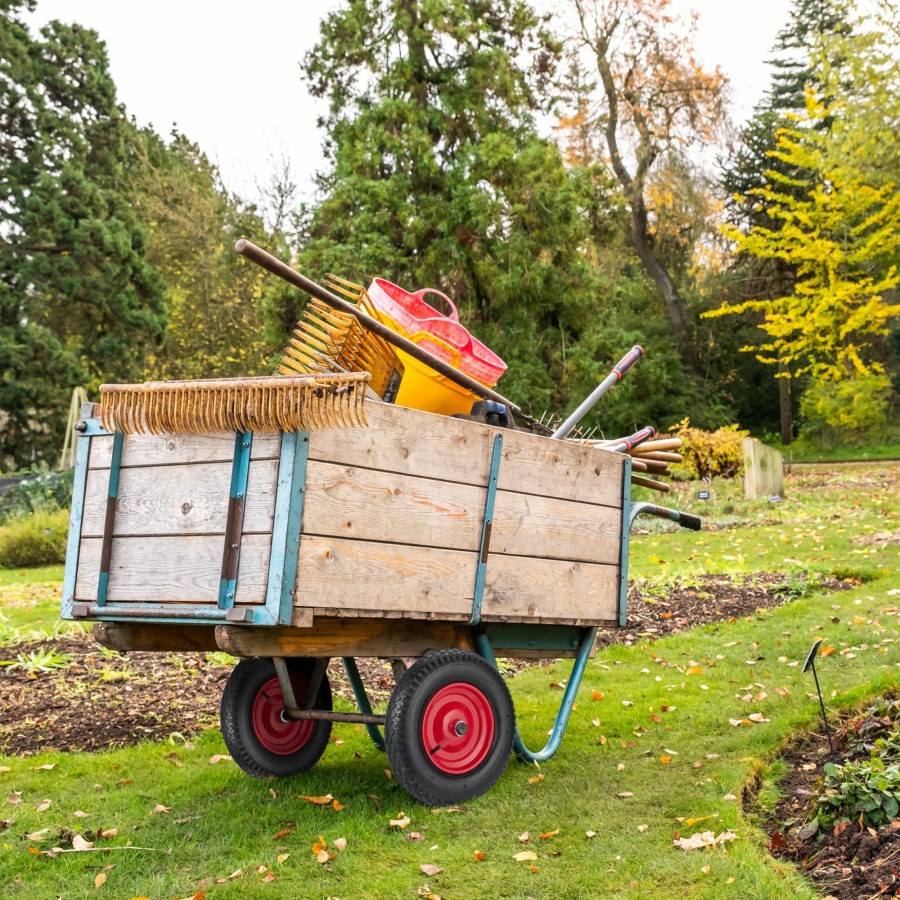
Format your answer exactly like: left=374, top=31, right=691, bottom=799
left=27, top=0, right=793, bottom=202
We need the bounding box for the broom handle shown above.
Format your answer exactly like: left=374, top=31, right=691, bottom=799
left=235, top=240, right=523, bottom=415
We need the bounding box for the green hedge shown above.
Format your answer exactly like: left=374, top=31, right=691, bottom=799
left=0, top=508, right=70, bottom=568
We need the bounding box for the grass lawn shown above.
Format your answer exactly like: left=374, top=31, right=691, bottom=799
left=0, top=464, right=897, bottom=899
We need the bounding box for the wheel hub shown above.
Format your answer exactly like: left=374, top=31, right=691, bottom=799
left=421, top=682, right=495, bottom=775
left=252, top=675, right=314, bottom=755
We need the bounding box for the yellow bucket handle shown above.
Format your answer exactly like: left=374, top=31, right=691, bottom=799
left=408, top=331, right=462, bottom=369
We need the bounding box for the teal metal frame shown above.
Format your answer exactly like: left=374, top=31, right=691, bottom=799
left=218, top=432, right=253, bottom=611
left=469, top=432, right=503, bottom=626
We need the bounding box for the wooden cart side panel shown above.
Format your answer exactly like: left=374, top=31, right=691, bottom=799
left=75, top=534, right=270, bottom=604
left=81, top=459, right=279, bottom=538
left=88, top=431, right=282, bottom=469
left=293, top=536, right=619, bottom=622
left=307, top=402, right=625, bottom=507
left=300, top=461, right=622, bottom=564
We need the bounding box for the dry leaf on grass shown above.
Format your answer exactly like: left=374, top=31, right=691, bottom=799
left=389, top=813, right=411, bottom=829
left=300, top=794, right=335, bottom=806
left=152, top=804, right=171, bottom=814
left=528, top=774, right=544, bottom=784
left=673, top=830, right=737, bottom=851
left=31, top=764, right=55, bottom=771
left=513, top=850, right=538, bottom=862
left=333, top=837, right=347, bottom=851
left=72, top=834, right=93, bottom=851
left=94, top=872, right=106, bottom=888
left=518, top=832, right=530, bottom=843
left=540, top=828, right=559, bottom=840
left=208, top=755, right=231, bottom=765
left=473, top=850, right=485, bottom=861
left=420, top=864, right=443, bottom=876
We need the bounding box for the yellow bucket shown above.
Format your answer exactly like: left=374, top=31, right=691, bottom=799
left=392, top=332, right=481, bottom=416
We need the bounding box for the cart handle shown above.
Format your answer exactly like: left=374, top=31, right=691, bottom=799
left=629, top=502, right=702, bottom=532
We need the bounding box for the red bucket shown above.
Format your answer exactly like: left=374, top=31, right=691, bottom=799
left=367, top=278, right=506, bottom=387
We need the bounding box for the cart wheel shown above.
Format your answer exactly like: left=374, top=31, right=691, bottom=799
left=385, top=649, right=514, bottom=805
left=220, top=657, right=332, bottom=778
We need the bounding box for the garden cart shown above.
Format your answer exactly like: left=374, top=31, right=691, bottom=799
left=62, top=385, right=700, bottom=806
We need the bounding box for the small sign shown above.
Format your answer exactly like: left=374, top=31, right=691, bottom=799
left=768, top=494, right=783, bottom=503
left=697, top=490, right=711, bottom=500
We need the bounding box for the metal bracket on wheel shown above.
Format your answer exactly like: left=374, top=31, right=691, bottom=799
left=272, top=657, right=301, bottom=719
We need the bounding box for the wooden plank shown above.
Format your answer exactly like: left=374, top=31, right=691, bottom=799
left=490, top=491, right=620, bottom=564
left=302, top=461, right=484, bottom=551
left=215, top=618, right=475, bottom=658
left=481, top=555, right=619, bottom=622
left=75, top=534, right=270, bottom=604
left=89, top=431, right=282, bottom=469
left=93, top=622, right=219, bottom=652
left=308, top=402, right=625, bottom=507
left=81, top=460, right=278, bottom=538
left=301, top=462, right=621, bottom=563
left=294, top=537, right=476, bottom=615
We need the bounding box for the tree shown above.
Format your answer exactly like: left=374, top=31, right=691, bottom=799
left=128, top=131, right=274, bottom=381
left=706, top=91, right=900, bottom=426
left=296, top=0, right=627, bottom=421
left=718, top=0, right=854, bottom=442
left=0, top=1, right=165, bottom=468
left=570, top=0, right=729, bottom=377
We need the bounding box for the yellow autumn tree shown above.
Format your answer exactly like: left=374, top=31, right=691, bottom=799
left=706, top=85, right=900, bottom=433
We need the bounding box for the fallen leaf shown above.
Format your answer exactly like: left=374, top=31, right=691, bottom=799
left=591, top=718, right=601, bottom=727
left=390, top=813, right=411, bottom=829
left=530, top=865, right=540, bottom=872
left=95, top=872, right=107, bottom=888
left=660, top=756, right=673, bottom=764
left=6, top=795, right=21, bottom=806
left=407, top=832, right=425, bottom=841
left=421, top=864, right=443, bottom=876
left=72, top=834, right=94, bottom=851
left=585, top=830, right=597, bottom=839
left=334, top=837, right=347, bottom=851
left=31, top=764, right=55, bottom=771
left=153, top=804, right=171, bottom=814
left=747, top=713, right=770, bottom=723
left=332, top=799, right=344, bottom=812
left=417, top=886, right=441, bottom=900
left=617, top=792, right=634, bottom=798
left=673, top=830, right=737, bottom=851
left=514, top=850, right=538, bottom=862
left=73, top=810, right=88, bottom=818
left=0, top=767, right=10, bottom=773
left=276, top=853, right=290, bottom=863
left=686, top=666, right=704, bottom=675
left=312, top=835, right=327, bottom=854
left=592, top=690, right=604, bottom=701
left=819, top=645, right=836, bottom=657
left=384, top=769, right=392, bottom=780
left=316, top=849, right=330, bottom=864
left=528, top=774, right=544, bottom=784
left=256, top=865, right=268, bottom=873
left=518, top=832, right=530, bottom=843
left=540, top=828, right=559, bottom=840
left=473, top=850, right=485, bottom=861
left=299, top=794, right=334, bottom=806
left=36, top=799, right=51, bottom=812
left=25, top=828, right=50, bottom=840
left=637, top=824, right=649, bottom=833
left=676, top=815, right=715, bottom=827
left=273, top=827, right=293, bottom=839
left=208, top=755, right=231, bottom=765
left=661, top=705, right=676, bottom=713
left=261, top=873, right=277, bottom=883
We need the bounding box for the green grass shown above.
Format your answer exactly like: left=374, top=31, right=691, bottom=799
left=772, top=433, right=900, bottom=463
left=0, top=464, right=898, bottom=899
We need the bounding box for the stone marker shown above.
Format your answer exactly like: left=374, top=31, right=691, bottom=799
left=743, top=437, right=784, bottom=500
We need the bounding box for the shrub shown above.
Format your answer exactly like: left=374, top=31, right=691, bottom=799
left=668, top=418, right=748, bottom=480
left=0, top=469, right=74, bottom=524
left=0, top=508, right=70, bottom=568
left=799, top=374, right=893, bottom=442
left=813, top=757, right=900, bottom=829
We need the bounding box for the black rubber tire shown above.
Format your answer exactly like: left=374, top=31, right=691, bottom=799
left=384, top=649, right=514, bottom=805
left=220, top=657, right=332, bottom=778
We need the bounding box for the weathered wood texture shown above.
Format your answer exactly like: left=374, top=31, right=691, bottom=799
left=93, top=622, right=219, bottom=652
left=78, top=402, right=626, bottom=624
left=215, top=618, right=475, bottom=658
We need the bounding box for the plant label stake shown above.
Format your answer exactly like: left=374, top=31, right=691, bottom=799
left=803, top=638, right=836, bottom=763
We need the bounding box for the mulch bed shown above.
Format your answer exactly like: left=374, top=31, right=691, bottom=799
left=761, top=708, right=900, bottom=899
left=0, top=572, right=849, bottom=757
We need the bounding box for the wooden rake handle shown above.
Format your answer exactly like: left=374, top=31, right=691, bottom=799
left=235, top=240, right=523, bottom=415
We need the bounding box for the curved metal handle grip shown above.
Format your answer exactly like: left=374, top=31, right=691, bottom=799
left=613, top=345, right=644, bottom=381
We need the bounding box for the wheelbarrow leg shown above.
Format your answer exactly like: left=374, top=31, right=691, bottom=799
left=341, top=657, right=385, bottom=751
left=475, top=628, right=598, bottom=764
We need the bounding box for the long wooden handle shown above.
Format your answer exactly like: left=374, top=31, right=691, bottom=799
left=235, top=240, right=523, bottom=414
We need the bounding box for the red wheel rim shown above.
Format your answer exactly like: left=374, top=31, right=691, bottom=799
left=251, top=675, right=314, bottom=755
left=420, top=682, right=495, bottom=775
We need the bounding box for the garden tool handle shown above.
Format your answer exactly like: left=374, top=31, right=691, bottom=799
left=609, top=426, right=657, bottom=453
left=629, top=502, right=702, bottom=531
left=408, top=331, right=462, bottom=369
left=613, top=345, right=644, bottom=380
left=551, top=345, right=645, bottom=440
left=411, top=287, right=459, bottom=322
left=234, top=240, right=523, bottom=414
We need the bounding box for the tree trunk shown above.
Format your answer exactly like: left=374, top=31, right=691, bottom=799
left=778, top=357, right=793, bottom=445
left=631, top=195, right=698, bottom=376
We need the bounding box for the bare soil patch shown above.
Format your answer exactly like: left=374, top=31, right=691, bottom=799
left=0, top=572, right=850, bottom=757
